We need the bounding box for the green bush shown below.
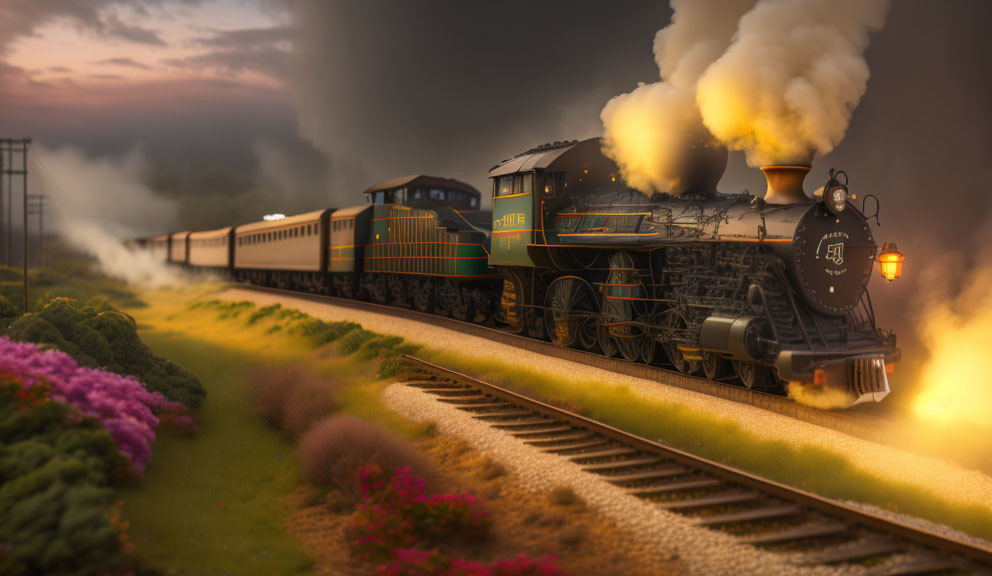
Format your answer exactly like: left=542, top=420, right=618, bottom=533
left=0, top=379, right=129, bottom=576
left=298, top=319, right=362, bottom=346
left=338, top=329, right=376, bottom=355
left=6, top=299, right=206, bottom=408
left=0, top=294, right=15, bottom=319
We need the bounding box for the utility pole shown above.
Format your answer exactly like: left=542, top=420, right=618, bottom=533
left=0, top=138, right=31, bottom=312
left=6, top=144, right=12, bottom=267
left=0, top=150, right=4, bottom=267
left=27, top=195, right=47, bottom=268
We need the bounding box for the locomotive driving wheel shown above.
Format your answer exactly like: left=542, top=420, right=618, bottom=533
left=702, top=351, right=731, bottom=380
left=641, top=334, right=659, bottom=365
left=544, top=276, right=598, bottom=350
left=597, top=298, right=641, bottom=361
left=735, top=360, right=772, bottom=391
left=662, top=317, right=700, bottom=374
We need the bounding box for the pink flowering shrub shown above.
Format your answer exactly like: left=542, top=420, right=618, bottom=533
left=348, top=466, right=491, bottom=562
left=377, top=549, right=562, bottom=576
left=0, top=336, right=192, bottom=474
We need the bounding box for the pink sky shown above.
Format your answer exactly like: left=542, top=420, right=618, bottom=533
left=1, top=0, right=287, bottom=101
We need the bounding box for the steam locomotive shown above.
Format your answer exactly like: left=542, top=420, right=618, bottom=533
left=131, top=138, right=900, bottom=405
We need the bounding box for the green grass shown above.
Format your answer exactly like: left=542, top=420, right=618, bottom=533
left=118, top=319, right=313, bottom=575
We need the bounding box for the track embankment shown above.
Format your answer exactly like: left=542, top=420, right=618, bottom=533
left=214, top=285, right=992, bottom=522
left=385, top=358, right=992, bottom=575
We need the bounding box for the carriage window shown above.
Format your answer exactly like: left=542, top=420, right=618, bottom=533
left=470, top=197, right=478, bottom=208
left=374, top=190, right=385, bottom=204
left=395, top=188, right=406, bottom=204
left=429, top=188, right=445, bottom=200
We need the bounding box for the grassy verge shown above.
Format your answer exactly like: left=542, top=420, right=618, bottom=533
left=159, top=292, right=992, bottom=546
left=119, top=290, right=313, bottom=575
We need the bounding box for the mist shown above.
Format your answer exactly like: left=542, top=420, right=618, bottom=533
left=34, top=145, right=187, bottom=287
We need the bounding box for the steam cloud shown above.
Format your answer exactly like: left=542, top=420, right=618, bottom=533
left=911, top=261, right=992, bottom=429
left=35, top=145, right=187, bottom=287
left=601, top=0, right=756, bottom=192
left=603, top=0, right=889, bottom=191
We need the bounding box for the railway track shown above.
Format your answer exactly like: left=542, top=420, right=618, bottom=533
left=400, top=355, right=992, bottom=575
left=233, top=284, right=898, bottom=445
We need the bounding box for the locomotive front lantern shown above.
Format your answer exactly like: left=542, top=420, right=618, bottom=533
left=879, top=242, right=904, bottom=281
left=825, top=184, right=847, bottom=214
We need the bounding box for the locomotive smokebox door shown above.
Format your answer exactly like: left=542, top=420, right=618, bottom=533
left=792, top=203, right=876, bottom=315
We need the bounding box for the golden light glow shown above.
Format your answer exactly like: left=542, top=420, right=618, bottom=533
left=878, top=242, right=904, bottom=281
left=912, top=267, right=992, bottom=428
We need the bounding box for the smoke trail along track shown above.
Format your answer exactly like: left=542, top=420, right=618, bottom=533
left=401, top=355, right=992, bottom=575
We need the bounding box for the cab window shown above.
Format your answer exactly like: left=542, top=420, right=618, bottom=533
left=496, top=175, right=514, bottom=197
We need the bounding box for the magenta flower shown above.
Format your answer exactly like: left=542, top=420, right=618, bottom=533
left=0, top=336, right=185, bottom=474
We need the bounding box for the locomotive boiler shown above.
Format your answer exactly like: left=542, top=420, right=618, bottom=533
left=488, top=139, right=899, bottom=403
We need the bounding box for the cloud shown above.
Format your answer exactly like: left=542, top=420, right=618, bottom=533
left=163, top=45, right=288, bottom=79
left=97, top=57, right=152, bottom=70
left=87, top=73, right=126, bottom=80
left=0, top=1, right=174, bottom=52
left=94, top=11, right=167, bottom=46
left=162, top=24, right=291, bottom=80
left=194, top=25, right=292, bottom=49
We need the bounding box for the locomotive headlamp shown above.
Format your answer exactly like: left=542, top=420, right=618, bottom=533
left=878, top=242, right=904, bottom=281
left=824, top=184, right=847, bottom=214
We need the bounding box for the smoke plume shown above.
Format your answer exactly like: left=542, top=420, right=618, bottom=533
left=601, top=0, right=756, bottom=192
left=34, top=145, right=186, bottom=286
left=603, top=0, right=889, bottom=190
left=696, top=0, right=889, bottom=166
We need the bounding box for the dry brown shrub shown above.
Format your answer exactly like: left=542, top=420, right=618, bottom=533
left=249, top=364, right=297, bottom=426
left=548, top=485, right=584, bottom=508
left=249, top=364, right=342, bottom=435
left=479, top=457, right=507, bottom=481
left=298, top=414, right=434, bottom=500
left=284, top=379, right=342, bottom=439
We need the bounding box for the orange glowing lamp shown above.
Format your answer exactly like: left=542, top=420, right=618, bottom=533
left=878, top=242, right=904, bottom=281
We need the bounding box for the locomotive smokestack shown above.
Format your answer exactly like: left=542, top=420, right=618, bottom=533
left=760, top=165, right=811, bottom=204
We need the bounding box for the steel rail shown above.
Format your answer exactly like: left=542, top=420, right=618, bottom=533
left=402, top=354, right=992, bottom=572
left=231, top=283, right=898, bottom=444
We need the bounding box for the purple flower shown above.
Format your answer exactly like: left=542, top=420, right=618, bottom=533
left=0, top=336, right=184, bottom=474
